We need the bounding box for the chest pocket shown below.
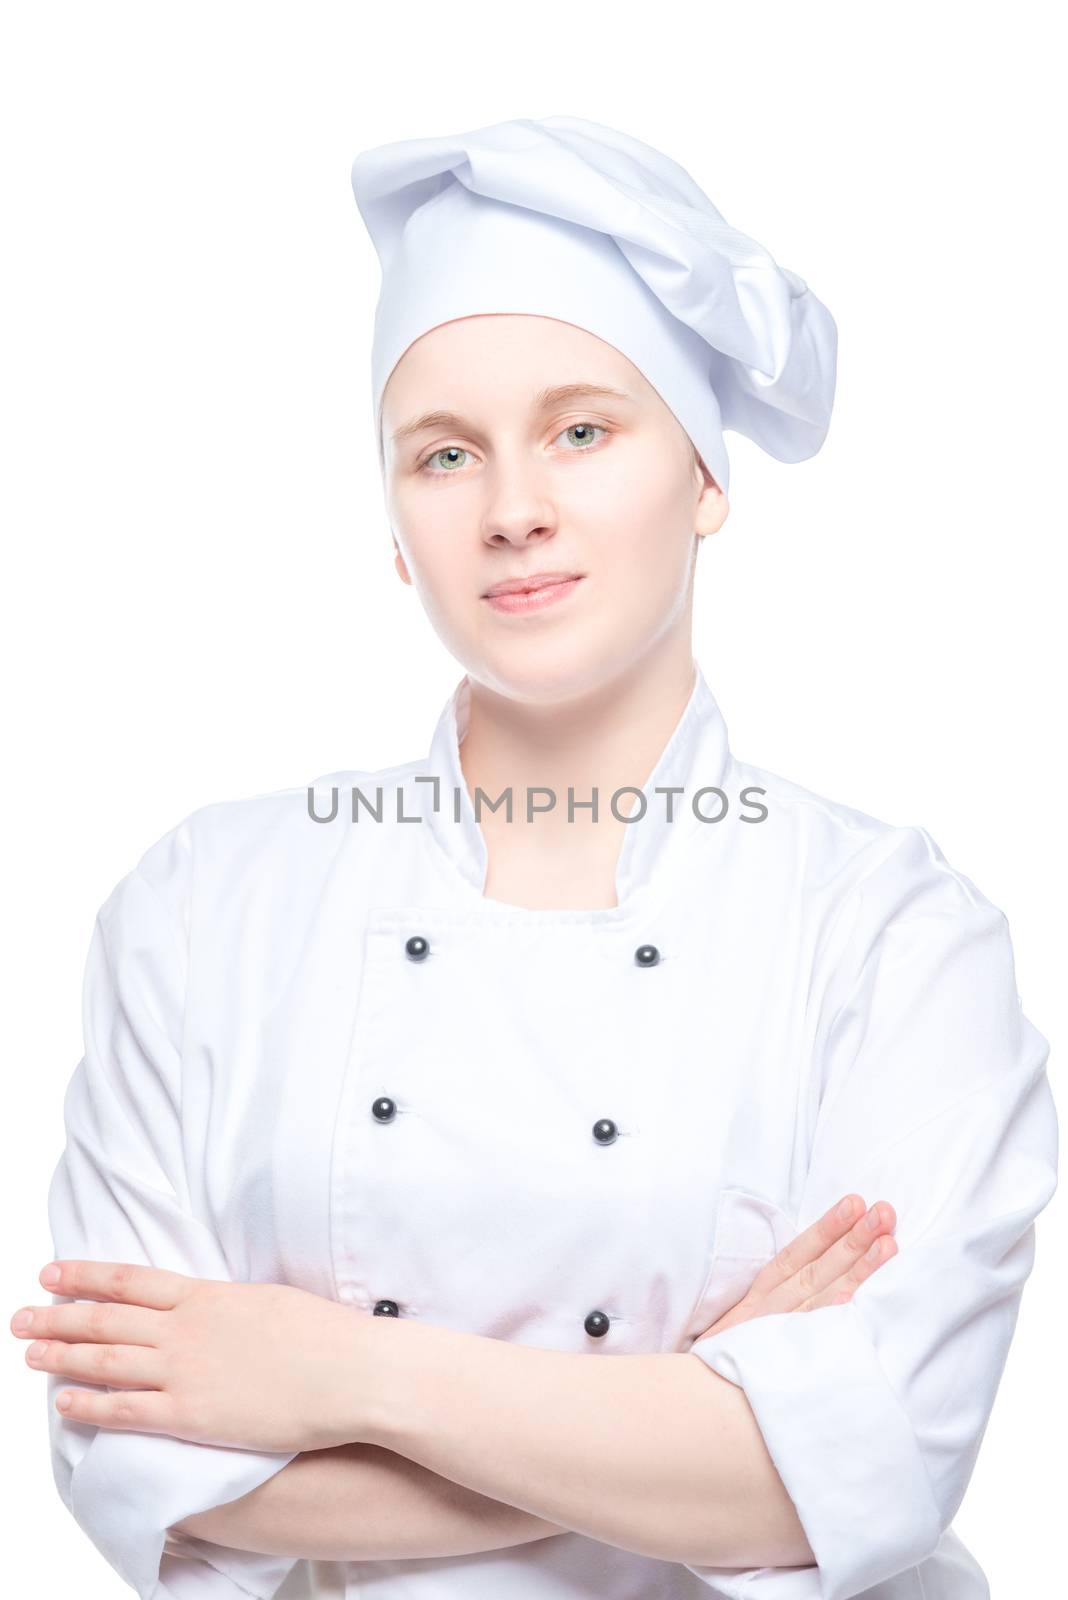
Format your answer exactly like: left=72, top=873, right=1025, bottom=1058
left=684, top=1187, right=800, bottom=1343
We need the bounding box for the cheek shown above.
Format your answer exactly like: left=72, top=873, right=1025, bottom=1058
left=410, top=558, right=471, bottom=636
left=391, top=496, right=471, bottom=596
left=591, top=472, right=695, bottom=597
left=586, top=446, right=693, bottom=528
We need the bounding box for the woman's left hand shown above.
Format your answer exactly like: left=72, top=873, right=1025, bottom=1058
left=10, top=1260, right=376, bottom=1454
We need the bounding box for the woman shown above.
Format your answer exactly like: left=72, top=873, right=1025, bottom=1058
left=12, top=117, right=1057, bottom=1600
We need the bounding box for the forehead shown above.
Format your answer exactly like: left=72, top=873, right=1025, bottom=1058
left=380, top=314, right=651, bottom=424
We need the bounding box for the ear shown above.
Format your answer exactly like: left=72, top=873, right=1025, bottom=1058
left=393, top=540, right=413, bottom=586
left=694, top=452, right=729, bottom=540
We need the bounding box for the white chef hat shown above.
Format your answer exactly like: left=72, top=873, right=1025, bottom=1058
left=350, top=115, right=837, bottom=498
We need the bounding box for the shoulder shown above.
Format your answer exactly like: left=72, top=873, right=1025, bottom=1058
left=109, top=752, right=427, bottom=930
left=728, top=751, right=1004, bottom=930
left=729, top=763, right=1027, bottom=1080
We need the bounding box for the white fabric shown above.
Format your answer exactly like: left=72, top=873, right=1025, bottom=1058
left=350, top=116, right=839, bottom=497
left=47, top=660, right=1057, bottom=1598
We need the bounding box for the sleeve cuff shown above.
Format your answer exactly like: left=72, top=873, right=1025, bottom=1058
left=684, top=1303, right=943, bottom=1600
left=157, top=1545, right=290, bottom=1600
left=61, top=1391, right=299, bottom=1599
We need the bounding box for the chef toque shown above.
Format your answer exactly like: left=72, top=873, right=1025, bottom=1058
left=350, top=115, right=838, bottom=499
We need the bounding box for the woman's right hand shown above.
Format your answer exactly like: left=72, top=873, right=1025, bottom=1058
left=694, top=1194, right=898, bottom=1342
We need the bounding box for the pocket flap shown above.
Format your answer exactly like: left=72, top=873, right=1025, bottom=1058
left=711, top=1187, right=799, bottom=1262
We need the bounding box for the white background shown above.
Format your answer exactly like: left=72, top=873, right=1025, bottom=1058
left=3, top=1, right=1064, bottom=1591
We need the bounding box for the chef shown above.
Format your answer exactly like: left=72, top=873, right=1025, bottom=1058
left=14, top=116, right=1058, bottom=1600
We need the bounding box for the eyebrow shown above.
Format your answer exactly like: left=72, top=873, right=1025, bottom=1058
left=388, top=382, right=636, bottom=446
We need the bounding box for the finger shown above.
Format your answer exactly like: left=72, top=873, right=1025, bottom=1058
left=798, top=1230, right=900, bottom=1312
left=787, top=1200, right=898, bottom=1308
left=11, top=1300, right=163, bottom=1348
left=745, top=1193, right=868, bottom=1300
left=39, top=1261, right=192, bottom=1310
left=748, top=1198, right=896, bottom=1313
left=27, top=1336, right=164, bottom=1391
left=51, top=1381, right=179, bottom=1433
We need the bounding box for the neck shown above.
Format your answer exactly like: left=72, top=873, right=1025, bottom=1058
left=457, top=645, right=698, bottom=855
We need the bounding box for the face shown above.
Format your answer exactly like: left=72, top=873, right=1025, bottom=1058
left=379, top=314, right=728, bottom=705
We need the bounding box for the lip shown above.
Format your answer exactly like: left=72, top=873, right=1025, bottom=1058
left=483, top=571, right=584, bottom=597
left=482, top=573, right=585, bottom=615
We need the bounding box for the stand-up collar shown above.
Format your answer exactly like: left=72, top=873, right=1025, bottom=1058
left=420, top=661, right=732, bottom=910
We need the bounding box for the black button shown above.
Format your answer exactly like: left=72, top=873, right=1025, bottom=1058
left=405, top=935, right=430, bottom=961
left=634, top=943, right=660, bottom=967
left=592, top=1118, right=619, bottom=1144
left=372, top=1097, right=397, bottom=1122
left=584, top=1310, right=610, bottom=1338
left=373, top=1299, right=400, bottom=1317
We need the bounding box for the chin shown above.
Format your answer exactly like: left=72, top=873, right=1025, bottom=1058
left=474, top=641, right=637, bottom=707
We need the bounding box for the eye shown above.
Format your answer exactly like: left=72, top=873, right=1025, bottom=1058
left=420, top=446, right=471, bottom=475
left=417, top=421, right=610, bottom=476
left=556, top=421, right=608, bottom=451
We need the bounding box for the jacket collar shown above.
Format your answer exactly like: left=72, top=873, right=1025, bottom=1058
left=420, top=660, right=732, bottom=910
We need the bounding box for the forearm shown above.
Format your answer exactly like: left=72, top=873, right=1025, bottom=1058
left=362, top=1319, right=815, bottom=1570
left=176, top=1442, right=570, bottom=1561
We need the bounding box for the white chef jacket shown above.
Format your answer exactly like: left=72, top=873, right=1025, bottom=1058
left=45, top=660, right=1058, bottom=1600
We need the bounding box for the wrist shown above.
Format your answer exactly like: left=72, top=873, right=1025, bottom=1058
left=340, top=1306, right=416, bottom=1450
left=355, top=1312, right=467, bottom=1455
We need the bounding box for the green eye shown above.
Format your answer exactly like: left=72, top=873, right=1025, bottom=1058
left=419, top=422, right=608, bottom=475
left=562, top=423, right=605, bottom=448
left=425, top=446, right=468, bottom=472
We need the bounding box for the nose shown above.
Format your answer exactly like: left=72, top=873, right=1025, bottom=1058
left=484, top=516, right=555, bottom=549
left=480, top=456, right=559, bottom=548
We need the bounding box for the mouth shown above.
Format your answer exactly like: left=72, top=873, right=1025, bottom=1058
left=482, top=571, right=584, bottom=598
left=481, top=572, right=585, bottom=615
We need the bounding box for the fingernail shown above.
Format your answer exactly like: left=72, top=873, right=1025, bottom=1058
left=866, top=1205, right=881, bottom=1231
left=40, top=1266, right=60, bottom=1286
left=11, top=1311, right=33, bottom=1331
left=837, top=1197, right=856, bottom=1221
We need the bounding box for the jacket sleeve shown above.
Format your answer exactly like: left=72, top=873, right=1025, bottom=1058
left=45, top=824, right=302, bottom=1599
left=682, top=828, right=1059, bottom=1600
